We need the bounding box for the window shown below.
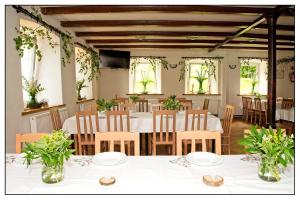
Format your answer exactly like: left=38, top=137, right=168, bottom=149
left=240, top=59, right=268, bottom=95
left=185, top=59, right=219, bottom=94
left=20, top=19, right=62, bottom=107
left=75, top=47, right=93, bottom=100
left=129, top=58, right=161, bottom=94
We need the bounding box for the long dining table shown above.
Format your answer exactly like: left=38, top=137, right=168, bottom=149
left=62, top=111, right=223, bottom=134
left=5, top=154, right=294, bottom=194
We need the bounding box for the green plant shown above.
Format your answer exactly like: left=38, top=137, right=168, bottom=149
left=162, top=95, right=181, bottom=110
left=130, top=56, right=169, bottom=74
left=191, top=68, right=208, bottom=94
left=129, top=95, right=139, bottom=103
left=14, top=25, right=54, bottom=62
left=22, top=77, right=45, bottom=108
left=76, top=79, right=88, bottom=100
left=239, top=126, right=294, bottom=181
left=96, top=99, right=117, bottom=111
left=138, top=71, right=154, bottom=94
left=23, top=130, right=74, bottom=168
left=61, top=32, right=74, bottom=67
left=76, top=46, right=101, bottom=81
left=240, top=65, right=259, bottom=94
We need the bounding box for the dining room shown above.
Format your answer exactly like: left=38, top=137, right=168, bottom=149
left=4, top=3, right=296, bottom=195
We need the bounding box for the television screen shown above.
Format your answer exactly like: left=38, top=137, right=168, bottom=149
left=99, top=50, right=131, bottom=69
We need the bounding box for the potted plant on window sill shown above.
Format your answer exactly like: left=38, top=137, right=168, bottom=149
left=22, top=77, right=45, bottom=109
left=138, top=71, right=154, bottom=94
left=191, top=69, right=208, bottom=94
left=239, top=126, right=294, bottom=182
left=23, top=130, right=74, bottom=184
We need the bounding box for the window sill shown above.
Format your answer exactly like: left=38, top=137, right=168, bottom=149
left=237, top=94, right=267, bottom=97
left=183, top=94, right=221, bottom=96
left=21, top=104, right=66, bottom=116
left=76, top=98, right=95, bottom=104
left=126, top=93, right=165, bottom=96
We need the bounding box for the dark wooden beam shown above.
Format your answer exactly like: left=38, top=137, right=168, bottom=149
left=60, top=20, right=294, bottom=31
left=75, top=31, right=294, bottom=40
left=93, top=44, right=294, bottom=51
left=41, top=5, right=279, bottom=15
left=86, top=38, right=294, bottom=46
left=209, top=15, right=266, bottom=52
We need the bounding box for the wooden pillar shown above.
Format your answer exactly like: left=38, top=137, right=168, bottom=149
left=266, top=14, right=278, bottom=128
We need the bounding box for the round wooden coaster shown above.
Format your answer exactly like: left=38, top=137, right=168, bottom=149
left=203, top=175, right=224, bottom=187
left=99, top=176, right=116, bottom=186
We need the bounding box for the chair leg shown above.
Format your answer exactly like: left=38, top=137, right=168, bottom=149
left=183, top=141, right=188, bottom=155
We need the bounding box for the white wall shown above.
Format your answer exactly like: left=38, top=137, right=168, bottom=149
left=5, top=6, right=91, bottom=153
left=98, top=49, right=294, bottom=116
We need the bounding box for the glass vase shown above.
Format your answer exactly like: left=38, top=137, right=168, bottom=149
left=258, top=159, right=281, bottom=182
left=41, top=165, right=64, bottom=184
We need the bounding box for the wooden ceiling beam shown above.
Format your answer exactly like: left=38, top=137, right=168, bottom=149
left=93, top=44, right=294, bottom=51
left=61, top=20, right=294, bottom=31
left=86, top=39, right=294, bottom=46
left=41, top=5, right=282, bottom=15
left=75, top=31, right=294, bottom=40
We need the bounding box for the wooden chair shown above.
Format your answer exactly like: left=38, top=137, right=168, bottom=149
left=113, top=97, right=128, bottom=104
left=16, top=133, right=48, bottom=153
left=106, top=110, right=130, bottom=132
left=176, top=97, right=186, bottom=101
left=76, top=111, right=100, bottom=155
left=281, top=98, right=294, bottom=109
left=49, top=107, right=62, bottom=131
left=158, top=98, right=166, bottom=103
left=245, top=97, right=254, bottom=123
left=150, top=110, right=177, bottom=155
left=176, top=131, right=221, bottom=155
left=183, top=109, right=208, bottom=154
left=276, top=97, right=283, bottom=104
left=95, top=132, right=140, bottom=156
left=151, top=103, right=163, bottom=111
left=136, top=99, right=149, bottom=112
left=120, top=103, right=136, bottom=112
left=203, top=98, right=210, bottom=110
left=253, top=98, right=262, bottom=125
left=241, top=96, right=247, bottom=121
left=179, top=99, right=192, bottom=110
left=221, top=105, right=235, bottom=155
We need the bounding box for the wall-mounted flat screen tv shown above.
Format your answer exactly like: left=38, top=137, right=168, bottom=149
left=99, top=50, right=131, bottom=69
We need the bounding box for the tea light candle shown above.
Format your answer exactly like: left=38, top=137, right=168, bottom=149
left=99, top=176, right=116, bottom=186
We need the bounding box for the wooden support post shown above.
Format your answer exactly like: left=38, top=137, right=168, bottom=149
left=266, top=14, right=278, bottom=128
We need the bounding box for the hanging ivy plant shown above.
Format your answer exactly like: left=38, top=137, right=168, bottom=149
left=130, top=56, right=168, bottom=74
left=277, top=56, right=295, bottom=65
left=61, top=32, right=74, bottom=67
left=178, top=57, right=222, bottom=82
left=75, top=45, right=100, bottom=81
left=14, top=25, right=54, bottom=62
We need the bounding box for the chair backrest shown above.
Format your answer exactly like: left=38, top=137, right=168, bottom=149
left=276, top=97, right=283, bottom=103
left=120, top=103, right=136, bottom=112
left=179, top=99, right=192, bottom=110
left=16, top=133, right=48, bottom=153
left=49, top=107, right=62, bottom=130
left=222, top=105, right=235, bottom=136
left=180, top=102, right=192, bottom=111
left=185, top=109, right=208, bottom=131
left=136, top=99, right=149, bottom=112
left=176, top=131, right=221, bottom=155
left=83, top=102, right=98, bottom=112
left=176, top=97, right=186, bottom=101
left=245, top=97, right=253, bottom=109
left=76, top=111, right=100, bottom=142
left=95, top=132, right=140, bottom=156
left=281, top=98, right=294, bottom=109
left=254, top=98, right=262, bottom=110
left=153, top=110, right=176, bottom=144
left=106, top=110, right=130, bottom=132
left=242, top=96, right=247, bottom=109
left=151, top=103, right=163, bottom=111
left=203, top=98, right=210, bottom=110
left=158, top=98, right=166, bottom=103
left=112, top=97, right=128, bottom=104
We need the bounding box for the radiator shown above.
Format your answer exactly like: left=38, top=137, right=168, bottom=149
left=30, top=107, right=68, bottom=133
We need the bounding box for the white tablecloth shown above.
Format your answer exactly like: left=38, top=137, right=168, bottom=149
left=5, top=154, right=294, bottom=194
left=276, top=108, right=295, bottom=122
left=62, top=111, right=223, bottom=134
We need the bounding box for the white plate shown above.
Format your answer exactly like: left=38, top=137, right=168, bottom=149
left=92, top=152, right=127, bottom=166
left=15, top=153, right=41, bottom=165
left=186, top=152, right=223, bottom=166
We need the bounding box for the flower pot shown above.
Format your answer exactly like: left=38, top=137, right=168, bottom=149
left=258, top=159, right=281, bottom=182
left=42, top=165, right=64, bottom=184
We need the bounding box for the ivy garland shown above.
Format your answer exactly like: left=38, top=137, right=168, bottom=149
left=239, top=57, right=268, bottom=66
left=178, top=57, right=223, bottom=81
left=75, top=44, right=100, bottom=81
left=130, top=56, right=169, bottom=74
left=61, top=32, right=74, bottom=67
left=277, top=56, right=295, bottom=65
